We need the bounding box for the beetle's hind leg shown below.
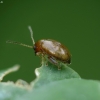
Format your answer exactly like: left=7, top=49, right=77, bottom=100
left=48, top=56, right=61, bottom=70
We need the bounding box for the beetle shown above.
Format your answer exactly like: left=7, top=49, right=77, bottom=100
left=6, top=26, right=71, bottom=70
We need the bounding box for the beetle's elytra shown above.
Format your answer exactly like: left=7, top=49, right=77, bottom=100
left=6, top=26, right=71, bottom=70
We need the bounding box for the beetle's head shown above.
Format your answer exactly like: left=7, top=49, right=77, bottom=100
left=33, top=40, right=42, bottom=56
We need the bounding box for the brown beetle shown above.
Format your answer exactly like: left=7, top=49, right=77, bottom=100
left=7, top=26, right=71, bottom=69
left=34, top=39, right=71, bottom=64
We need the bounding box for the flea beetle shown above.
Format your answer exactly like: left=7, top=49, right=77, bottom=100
left=7, top=26, right=71, bottom=70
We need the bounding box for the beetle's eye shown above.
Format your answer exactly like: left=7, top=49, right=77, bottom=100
left=33, top=46, right=37, bottom=55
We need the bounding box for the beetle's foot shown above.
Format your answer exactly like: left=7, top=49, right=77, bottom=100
left=46, top=62, right=48, bottom=66
left=58, top=66, right=61, bottom=70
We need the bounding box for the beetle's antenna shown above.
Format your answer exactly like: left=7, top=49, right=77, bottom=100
left=6, top=40, right=33, bottom=48
left=28, top=25, right=35, bottom=45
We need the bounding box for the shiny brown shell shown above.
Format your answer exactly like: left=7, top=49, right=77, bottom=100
left=34, top=39, right=71, bottom=64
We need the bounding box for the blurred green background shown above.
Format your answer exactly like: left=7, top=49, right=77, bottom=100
left=0, top=0, right=100, bottom=82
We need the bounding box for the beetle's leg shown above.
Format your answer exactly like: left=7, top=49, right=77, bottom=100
left=48, top=56, right=61, bottom=70
left=41, top=55, right=45, bottom=65
left=43, top=55, right=48, bottom=66
left=36, top=53, right=46, bottom=66
left=48, top=56, right=58, bottom=65
left=41, top=54, right=49, bottom=66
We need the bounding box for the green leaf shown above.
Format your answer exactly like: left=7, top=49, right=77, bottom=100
left=0, top=82, right=28, bottom=100
left=0, top=65, right=20, bottom=81
left=0, top=63, right=100, bottom=100
left=31, top=62, right=81, bottom=88
left=0, top=65, right=30, bottom=100
left=18, top=79, right=100, bottom=100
